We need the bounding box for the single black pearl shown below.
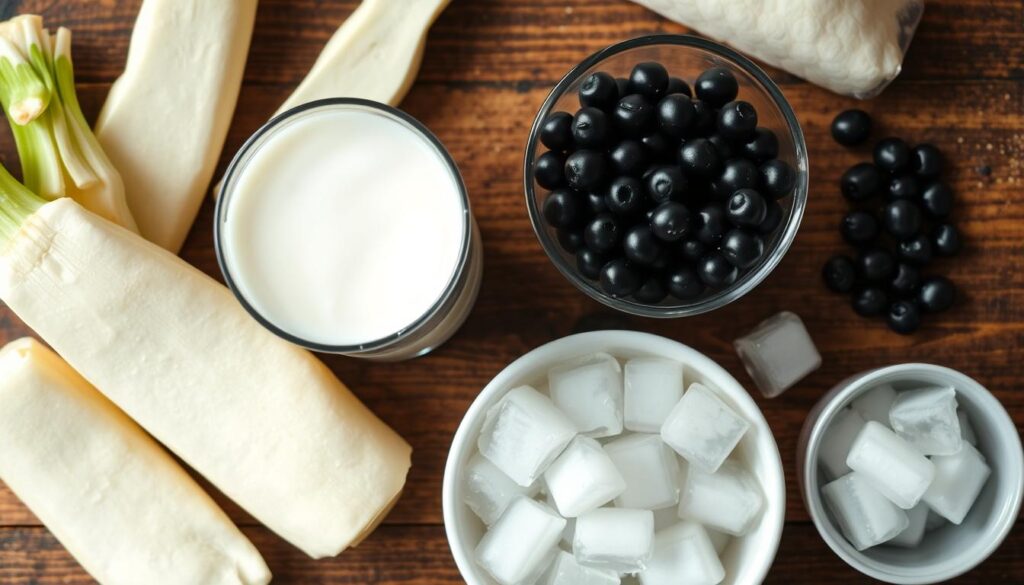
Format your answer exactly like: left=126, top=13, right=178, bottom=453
left=542, top=188, right=582, bottom=227
left=852, top=287, right=889, bottom=317
left=858, top=248, right=896, bottom=282
left=657, top=94, right=695, bottom=138
left=623, top=225, right=663, bottom=266
left=889, top=263, right=921, bottom=296
left=695, top=204, right=728, bottom=245
left=641, top=133, right=673, bottom=162
left=534, top=151, right=565, bottom=189
left=628, top=62, right=670, bottom=101
left=540, top=111, right=574, bottom=151
left=572, top=107, right=612, bottom=149
left=697, top=252, right=739, bottom=288
left=613, top=94, right=656, bottom=138
left=667, top=265, right=705, bottom=300
left=578, top=71, right=620, bottom=111
left=688, top=100, right=715, bottom=137
left=615, top=77, right=629, bottom=97
left=583, top=213, right=621, bottom=252
left=932, top=223, right=962, bottom=256
left=564, top=150, right=607, bottom=191
left=874, top=137, right=912, bottom=172
left=645, top=166, right=688, bottom=203
left=712, top=158, right=759, bottom=199
left=609, top=140, right=648, bottom=177
left=649, top=249, right=671, bottom=272
left=557, top=228, right=584, bottom=253
left=695, top=67, right=739, bottom=107
left=882, top=200, right=923, bottom=240
left=726, top=188, right=768, bottom=228
left=634, top=276, right=668, bottom=304
left=678, top=239, right=706, bottom=263
left=840, top=162, right=883, bottom=201
left=831, top=109, right=872, bottom=146
left=887, top=300, right=922, bottom=335
left=599, top=258, right=642, bottom=297
left=716, top=100, right=758, bottom=142
left=680, top=138, right=722, bottom=178
left=584, top=191, right=608, bottom=215
left=911, top=143, right=943, bottom=178
left=841, top=210, right=880, bottom=245
left=897, top=235, right=933, bottom=266
left=918, top=276, right=956, bottom=313
left=756, top=201, right=784, bottom=235
left=721, top=229, right=764, bottom=269
left=605, top=177, right=645, bottom=216
left=666, top=76, right=692, bottom=98
left=707, top=134, right=736, bottom=160
left=920, top=182, right=954, bottom=218
left=742, top=128, right=779, bottom=162
left=650, top=202, right=692, bottom=242
left=759, top=159, right=796, bottom=199
left=888, top=173, right=920, bottom=200
left=576, top=248, right=606, bottom=280
left=823, top=255, right=857, bottom=293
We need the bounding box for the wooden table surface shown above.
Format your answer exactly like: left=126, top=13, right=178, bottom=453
left=1, top=0, right=1022, bottom=583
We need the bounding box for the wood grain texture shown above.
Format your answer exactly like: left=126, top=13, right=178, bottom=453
left=0, top=0, right=1022, bottom=583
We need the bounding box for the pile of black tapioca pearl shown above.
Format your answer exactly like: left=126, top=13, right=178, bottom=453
left=534, top=62, right=796, bottom=305
left=823, top=109, right=960, bottom=334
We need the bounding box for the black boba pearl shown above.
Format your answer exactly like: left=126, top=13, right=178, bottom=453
left=918, top=276, right=955, bottom=313
left=716, top=100, right=758, bottom=142
left=759, top=159, right=796, bottom=199
left=680, top=138, right=721, bottom=178
left=688, top=100, right=715, bottom=137
left=650, top=202, right=692, bottom=242
left=726, top=188, right=768, bottom=228
left=742, top=128, right=779, bottom=162
left=572, top=107, right=611, bottom=149
left=889, top=263, right=921, bottom=296
left=897, top=234, right=933, bottom=266
left=882, top=200, right=923, bottom=240
left=695, top=67, right=739, bottom=108
left=657, top=94, right=695, bottom=138
left=615, top=77, right=629, bottom=97
left=888, top=174, right=920, bottom=200
left=695, top=204, right=728, bottom=245
left=911, top=143, right=943, bottom=178
left=634, top=277, right=668, bottom=304
left=708, top=134, right=736, bottom=160
left=830, top=109, right=872, bottom=146
left=605, top=177, right=645, bottom=216
left=721, top=229, right=764, bottom=269
left=623, top=225, right=663, bottom=266
left=822, top=255, right=857, bottom=293
left=542, top=188, right=582, bottom=227
left=628, top=62, right=670, bottom=101
left=840, top=162, right=884, bottom=201
left=557, top=228, right=584, bottom=253
left=645, top=166, right=688, bottom=203
left=887, top=300, right=921, bottom=335
left=534, top=151, right=565, bottom=189
left=920, top=182, right=954, bottom=218
left=540, top=112, right=574, bottom=151
left=641, top=133, right=673, bottom=162
left=678, top=239, right=706, bottom=263
left=583, top=213, right=621, bottom=252
left=932, top=223, right=962, bottom=257
left=600, top=258, right=642, bottom=297
left=874, top=137, right=911, bottom=173
left=841, top=210, right=880, bottom=245
left=757, top=200, right=784, bottom=234
left=649, top=249, right=671, bottom=272
left=697, top=252, right=739, bottom=288
left=712, top=158, right=760, bottom=199
left=667, top=266, right=705, bottom=300
left=564, top=150, right=607, bottom=191
left=576, top=248, right=606, bottom=280
left=852, top=287, right=889, bottom=317
left=858, top=248, right=896, bottom=282
left=578, top=71, right=620, bottom=110
left=666, top=76, right=692, bottom=98
left=585, top=191, right=608, bottom=215
left=609, top=140, right=649, bottom=177
left=613, top=94, right=656, bottom=138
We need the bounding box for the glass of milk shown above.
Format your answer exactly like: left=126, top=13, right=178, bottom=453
left=215, top=99, right=482, bottom=361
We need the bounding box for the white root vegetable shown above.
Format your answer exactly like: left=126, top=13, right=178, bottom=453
left=0, top=337, right=271, bottom=585
left=95, top=0, right=257, bottom=252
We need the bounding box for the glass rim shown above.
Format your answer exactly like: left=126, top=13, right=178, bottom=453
left=523, top=34, right=809, bottom=318
left=214, top=97, right=474, bottom=354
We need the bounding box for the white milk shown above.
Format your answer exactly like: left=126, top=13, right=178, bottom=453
left=220, top=104, right=469, bottom=349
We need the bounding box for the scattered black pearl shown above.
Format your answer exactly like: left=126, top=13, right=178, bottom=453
left=721, top=230, right=764, bottom=269
left=540, top=112, right=574, bottom=151
left=695, top=204, right=728, bottom=245
left=858, top=248, right=896, bottom=282
left=920, top=182, right=954, bottom=218
left=628, top=62, right=669, bottom=101
left=852, top=287, right=888, bottom=317
left=542, top=188, right=582, bottom=227
left=888, top=174, right=920, bottom=200
left=564, top=150, right=606, bottom=190
left=742, top=128, right=779, bottom=162
left=889, top=263, right=920, bottom=296
left=932, top=223, right=962, bottom=257
left=874, top=137, right=911, bottom=172
left=887, top=300, right=921, bottom=334
left=641, top=133, right=673, bottom=161
left=571, top=107, right=611, bottom=149
left=576, top=248, right=606, bottom=279
left=613, top=94, right=656, bottom=137
left=678, top=239, right=706, bottom=263
left=645, top=166, right=688, bottom=203
left=695, top=67, right=738, bottom=108
left=583, top=213, right=620, bottom=252
left=634, top=277, right=668, bottom=304
left=666, top=76, right=692, bottom=98
left=823, top=255, right=857, bottom=293
left=650, top=202, right=692, bottom=242
left=726, top=188, right=768, bottom=228
left=697, top=252, right=739, bottom=288
left=911, top=143, right=943, bottom=178
left=712, top=159, right=759, bottom=199
left=759, top=159, right=796, bottom=199
left=605, top=177, right=645, bottom=216
left=667, top=266, right=704, bottom=300
left=600, top=258, right=641, bottom=297
left=918, top=276, right=955, bottom=313
left=557, top=228, right=584, bottom=253
left=623, top=225, right=662, bottom=266
left=679, top=138, right=721, bottom=177
left=897, top=235, right=933, bottom=266
left=578, top=71, right=619, bottom=110
left=716, top=101, right=758, bottom=142
left=882, top=200, right=923, bottom=240
left=534, top=151, right=565, bottom=189
left=657, top=94, right=695, bottom=138
left=841, top=210, right=880, bottom=245
left=609, top=140, right=649, bottom=177
left=831, top=109, right=872, bottom=146
left=840, top=162, right=883, bottom=201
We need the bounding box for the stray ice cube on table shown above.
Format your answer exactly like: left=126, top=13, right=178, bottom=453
left=823, top=472, right=909, bottom=551
left=544, top=436, right=627, bottom=518
left=818, top=408, right=867, bottom=480
left=541, top=550, right=620, bottom=585
left=887, top=502, right=929, bottom=548
left=846, top=421, right=936, bottom=509
left=889, top=386, right=962, bottom=456
left=573, top=507, right=655, bottom=574
left=851, top=384, right=897, bottom=426
left=639, top=521, right=725, bottom=585
left=733, top=311, right=821, bottom=398
left=623, top=358, right=685, bottom=433
left=548, top=353, right=624, bottom=438
left=678, top=460, right=764, bottom=536
left=475, top=497, right=566, bottom=585
left=604, top=433, right=681, bottom=510
left=478, top=385, right=577, bottom=487
left=661, top=383, right=749, bottom=474
left=463, top=453, right=538, bottom=525
left=922, top=442, right=991, bottom=524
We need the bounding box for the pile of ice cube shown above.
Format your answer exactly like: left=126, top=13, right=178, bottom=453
left=819, top=383, right=990, bottom=551
left=465, top=353, right=764, bottom=585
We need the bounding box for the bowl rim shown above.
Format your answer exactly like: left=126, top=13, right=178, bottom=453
left=441, top=330, right=786, bottom=585
left=522, top=34, right=808, bottom=318
left=800, top=363, right=1024, bottom=584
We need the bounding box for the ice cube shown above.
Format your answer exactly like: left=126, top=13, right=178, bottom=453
left=958, top=409, right=978, bottom=446
left=573, top=508, right=654, bottom=573
left=851, top=384, right=897, bottom=426
left=623, top=358, right=685, bottom=432
left=463, top=453, right=539, bottom=525
left=733, top=311, right=821, bottom=398
left=922, top=442, right=991, bottom=524
left=544, top=436, right=626, bottom=517
left=677, top=460, right=764, bottom=536
left=549, top=353, right=624, bottom=438
left=540, top=550, right=620, bottom=585
left=846, top=421, right=935, bottom=509
left=475, top=497, right=566, bottom=585
left=478, top=385, right=577, bottom=487
left=818, top=408, right=867, bottom=480
left=706, top=528, right=731, bottom=555
left=652, top=506, right=681, bottom=532
left=604, top=434, right=681, bottom=510
left=822, top=472, right=909, bottom=551
left=887, top=502, right=929, bottom=548
left=540, top=491, right=576, bottom=547
left=925, top=509, right=947, bottom=532
left=639, top=521, right=725, bottom=585
left=889, top=386, right=962, bottom=456
left=661, top=383, right=749, bottom=474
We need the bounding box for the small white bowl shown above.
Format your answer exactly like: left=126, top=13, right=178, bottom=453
left=442, top=330, right=785, bottom=585
left=798, top=363, right=1024, bottom=584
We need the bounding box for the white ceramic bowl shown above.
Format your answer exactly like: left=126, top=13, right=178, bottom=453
left=442, top=330, right=785, bottom=585
left=798, top=363, right=1024, bottom=584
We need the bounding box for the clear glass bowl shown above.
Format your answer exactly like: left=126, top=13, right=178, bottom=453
left=524, top=35, right=808, bottom=318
